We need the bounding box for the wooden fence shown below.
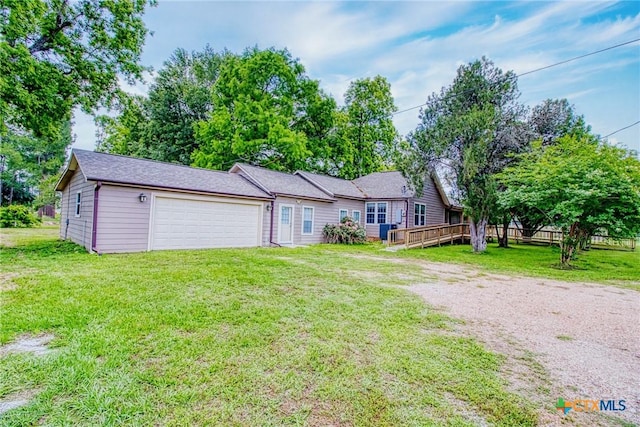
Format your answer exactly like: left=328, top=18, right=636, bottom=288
left=386, top=223, right=636, bottom=251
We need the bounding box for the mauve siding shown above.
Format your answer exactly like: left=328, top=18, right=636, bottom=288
left=96, top=187, right=271, bottom=253
left=408, top=177, right=447, bottom=226
left=364, top=200, right=407, bottom=238
left=270, top=197, right=364, bottom=245
left=59, top=169, right=94, bottom=250
left=94, top=185, right=151, bottom=253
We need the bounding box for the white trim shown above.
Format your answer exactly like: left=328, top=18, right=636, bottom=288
left=376, top=202, right=388, bottom=224
left=414, top=202, right=426, bottom=226
left=147, top=192, right=264, bottom=251
left=366, top=201, right=388, bottom=224
left=278, top=204, right=295, bottom=244
left=352, top=210, right=361, bottom=224
left=301, top=206, right=314, bottom=235
left=339, top=209, right=348, bottom=222
left=75, top=191, right=82, bottom=217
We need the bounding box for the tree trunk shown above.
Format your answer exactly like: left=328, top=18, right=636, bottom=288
left=560, top=223, right=579, bottom=265
left=498, top=222, right=509, bottom=247
left=469, top=217, right=488, bottom=252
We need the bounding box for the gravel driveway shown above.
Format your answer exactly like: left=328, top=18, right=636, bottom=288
left=404, top=260, right=640, bottom=426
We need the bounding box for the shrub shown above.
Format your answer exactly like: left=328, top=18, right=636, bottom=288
left=323, top=216, right=367, bottom=244
left=0, top=205, right=42, bottom=228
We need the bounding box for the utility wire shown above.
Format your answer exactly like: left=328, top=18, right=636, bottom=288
left=600, top=120, right=640, bottom=140
left=393, top=37, right=640, bottom=116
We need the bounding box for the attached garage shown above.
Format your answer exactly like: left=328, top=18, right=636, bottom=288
left=56, top=149, right=273, bottom=253
left=150, top=195, right=263, bottom=250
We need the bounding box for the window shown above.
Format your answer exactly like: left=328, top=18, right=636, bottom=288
left=366, top=203, right=376, bottom=224
left=75, top=191, right=82, bottom=217
left=352, top=210, right=361, bottom=224
left=302, top=207, right=314, bottom=235
left=366, top=202, right=388, bottom=224
left=414, top=203, right=426, bottom=226
left=377, top=203, right=387, bottom=224
left=339, top=209, right=348, bottom=222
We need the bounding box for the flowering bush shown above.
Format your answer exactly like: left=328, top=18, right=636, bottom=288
left=323, top=216, right=367, bottom=244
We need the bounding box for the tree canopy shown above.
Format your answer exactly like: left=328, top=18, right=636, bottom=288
left=499, top=135, right=640, bottom=264
left=400, top=57, right=528, bottom=252
left=0, top=0, right=155, bottom=138
left=0, top=121, right=70, bottom=206
left=192, top=47, right=336, bottom=172
left=327, top=76, right=398, bottom=179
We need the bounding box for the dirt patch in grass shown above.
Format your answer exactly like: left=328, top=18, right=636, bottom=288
left=0, top=389, right=40, bottom=416
left=0, top=333, right=56, bottom=357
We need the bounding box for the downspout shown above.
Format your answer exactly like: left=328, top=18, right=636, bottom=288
left=64, top=187, right=71, bottom=239
left=91, top=181, right=102, bottom=253
left=268, top=200, right=281, bottom=247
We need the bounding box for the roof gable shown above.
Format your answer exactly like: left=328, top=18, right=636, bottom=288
left=295, top=171, right=365, bottom=199
left=56, top=150, right=272, bottom=199
left=231, top=164, right=335, bottom=201
left=352, top=171, right=414, bottom=199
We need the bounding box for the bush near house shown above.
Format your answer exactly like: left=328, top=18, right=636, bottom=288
left=323, top=216, right=367, bottom=244
left=0, top=205, right=42, bottom=228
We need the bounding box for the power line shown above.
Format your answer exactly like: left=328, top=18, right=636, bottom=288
left=393, top=37, right=640, bottom=117
left=517, top=38, right=640, bottom=77
left=600, top=120, right=640, bottom=140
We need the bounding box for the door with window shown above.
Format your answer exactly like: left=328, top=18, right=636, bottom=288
left=279, top=205, right=294, bottom=244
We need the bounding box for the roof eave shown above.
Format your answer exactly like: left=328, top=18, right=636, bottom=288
left=54, top=153, right=84, bottom=191
left=85, top=178, right=275, bottom=200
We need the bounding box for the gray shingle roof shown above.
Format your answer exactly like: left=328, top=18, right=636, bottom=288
left=352, top=171, right=414, bottom=199
left=232, top=164, right=335, bottom=201
left=59, top=149, right=272, bottom=199
left=295, top=171, right=365, bottom=199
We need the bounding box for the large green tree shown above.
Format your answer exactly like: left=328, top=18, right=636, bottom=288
left=0, top=121, right=70, bottom=206
left=327, top=76, right=399, bottom=179
left=400, top=57, right=527, bottom=252
left=0, top=0, right=155, bottom=138
left=145, top=46, right=229, bottom=164
left=499, top=135, right=640, bottom=265
left=510, top=99, right=591, bottom=239
left=192, top=47, right=336, bottom=172
left=95, top=94, right=148, bottom=157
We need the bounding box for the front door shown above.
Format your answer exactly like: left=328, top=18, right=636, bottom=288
left=279, top=205, right=294, bottom=244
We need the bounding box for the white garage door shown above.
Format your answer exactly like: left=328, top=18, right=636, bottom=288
left=150, top=196, right=262, bottom=250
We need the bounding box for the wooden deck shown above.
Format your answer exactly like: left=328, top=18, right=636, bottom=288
left=387, top=223, right=470, bottom=249
left=387, top=224, right=636, bottom=251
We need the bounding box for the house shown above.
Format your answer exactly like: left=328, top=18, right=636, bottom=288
left=56, top=149, right=459, bottom=253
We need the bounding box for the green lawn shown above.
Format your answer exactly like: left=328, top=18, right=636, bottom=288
left=3, top=227, right=637, bottom=426
left=0, top=227, right=544, bottom=426
left=397, top=241, right=640, bottom=289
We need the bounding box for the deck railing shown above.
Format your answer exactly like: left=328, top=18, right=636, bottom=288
left=386, top=224, right=636, bottom=251
left=387, top=223, right=470, bottom=249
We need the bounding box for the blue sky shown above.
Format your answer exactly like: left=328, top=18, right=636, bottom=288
left=73, top=1, right=640, bottom=154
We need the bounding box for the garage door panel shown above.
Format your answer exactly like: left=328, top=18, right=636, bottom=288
left=150, top=197, right=261, bottom=250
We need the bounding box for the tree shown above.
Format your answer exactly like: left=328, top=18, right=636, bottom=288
left=499, top=135, right=640, bottom=265
left=509, top=99, right=589, bottom=239
left=0, top=121, right=70, bottom=206
left=192, top=47, right=335, bottom=172
left=400, top=57, right=527, bottom=252
left=95, top=94, right=149, bottom=157
left=0, top=0, right=155, bottom=138
left=327, top=76, right=399, bottom=179
left=144, top=46, right=229, bottom=164
left=528, top=98, right=589, bottom=146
